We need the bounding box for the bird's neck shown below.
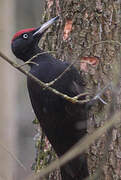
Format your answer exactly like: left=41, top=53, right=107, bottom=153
left=21, top=46, right=43, bottom=63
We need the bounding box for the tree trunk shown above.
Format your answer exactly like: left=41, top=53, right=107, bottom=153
left=35, top=0, right=121, bottom=179
left=0, top=0, right=17, bottom=179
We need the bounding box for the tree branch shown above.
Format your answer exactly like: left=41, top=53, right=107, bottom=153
left=0, top=40, right=120, bottom=104
left=0, top=51, right=88, bottom=104
left=0, top=142, right=27, bottom=172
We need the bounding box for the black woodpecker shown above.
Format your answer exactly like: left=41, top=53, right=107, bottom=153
left=11, top=16, right=89, bottom=180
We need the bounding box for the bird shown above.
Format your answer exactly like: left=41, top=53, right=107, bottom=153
left=11, top=16, right=89, bottom=180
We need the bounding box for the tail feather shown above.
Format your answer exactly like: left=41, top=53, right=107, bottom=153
left=60, top=154, right=89, bottom=180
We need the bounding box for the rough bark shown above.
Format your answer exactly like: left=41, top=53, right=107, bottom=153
left=35, top=0, right=121, bottom=179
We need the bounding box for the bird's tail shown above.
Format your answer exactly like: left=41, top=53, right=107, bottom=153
left=60, top=153, right=89, bottom=180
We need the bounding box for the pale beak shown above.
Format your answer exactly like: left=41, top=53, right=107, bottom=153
left=33, top=16, right=59, bottom=36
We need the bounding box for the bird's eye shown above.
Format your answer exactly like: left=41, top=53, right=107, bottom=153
left=22, top=33, right=29, bottom=39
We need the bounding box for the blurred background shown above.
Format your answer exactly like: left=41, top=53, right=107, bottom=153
left=0, top=0, right=45, bottom=179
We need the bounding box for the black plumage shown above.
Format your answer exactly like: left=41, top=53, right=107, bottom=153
left=11, top=16, right=89, bottom=179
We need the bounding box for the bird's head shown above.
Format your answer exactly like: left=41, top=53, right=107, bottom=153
left=11, top=16, right=59, bottom=61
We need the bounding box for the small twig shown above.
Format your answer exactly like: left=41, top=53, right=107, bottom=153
left=46, top=61, right=77, bottom=87
left=0, top=143, right=27, bottom=172
left=45, top=40, right=121, bottom=88
left=73, top=92, right=90, bottom=100
left=17, top=51, right=56, bottom=68
left=91, top=40, right=121, bottom=47
left=0, top=51, right=87, bottom=104
left=86, top=82, right=112, bottom=108
left=0, top=40, right=119, bottom=103
left=93, top=82, right=111, bottom=101
left=98, top=96, right=107, bottom=105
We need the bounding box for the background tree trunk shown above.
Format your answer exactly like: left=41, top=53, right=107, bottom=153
left=37, top=0, right=121, bottom=179
left=0, top=0, right=17, bottom=179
